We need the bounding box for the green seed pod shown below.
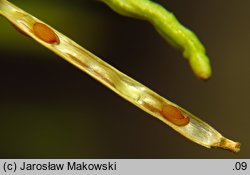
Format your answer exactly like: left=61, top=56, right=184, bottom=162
left=102, top=0, right=212, bottom=79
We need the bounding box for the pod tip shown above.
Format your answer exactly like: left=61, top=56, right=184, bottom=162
left=213, top=138, right=241, bottom=153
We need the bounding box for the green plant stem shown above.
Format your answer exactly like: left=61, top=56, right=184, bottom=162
left=102, top=0, right=212, bottom=80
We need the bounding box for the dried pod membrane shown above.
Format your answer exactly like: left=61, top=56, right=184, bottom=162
left=12, top=23, right=29, bottom=36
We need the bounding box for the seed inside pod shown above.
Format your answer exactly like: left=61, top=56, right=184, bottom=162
left=33, top=22, right=60, bottom=44
left=161, top=104, right=190, bottom=126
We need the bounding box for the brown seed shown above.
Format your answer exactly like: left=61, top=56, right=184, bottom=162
left=161, top=104, right=190, bottom=126
left=33, top=22, right=60, bottom=44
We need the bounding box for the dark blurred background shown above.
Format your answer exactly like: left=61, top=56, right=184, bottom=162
left=0, top=0, right=249, bottom=158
